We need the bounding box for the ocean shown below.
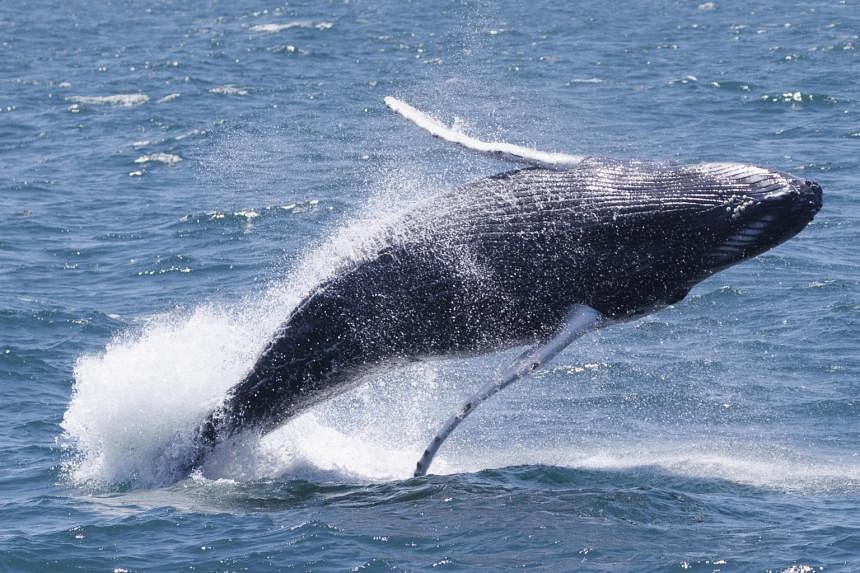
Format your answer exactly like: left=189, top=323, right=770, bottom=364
left=1, top=1, right=857, bottom=571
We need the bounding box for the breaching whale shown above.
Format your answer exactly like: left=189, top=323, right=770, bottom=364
left=188, top=97, right=822, bottom=477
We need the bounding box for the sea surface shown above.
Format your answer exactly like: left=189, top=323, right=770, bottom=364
left=1, top=1, right=858, bottom=571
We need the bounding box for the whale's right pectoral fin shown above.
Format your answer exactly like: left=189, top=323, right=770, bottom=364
left=413, top=304, right=602, bottom=477
left=384, top=96, right=584, bottom=169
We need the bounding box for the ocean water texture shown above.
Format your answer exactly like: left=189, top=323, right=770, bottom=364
left=1, top=0, right=857, bottom=571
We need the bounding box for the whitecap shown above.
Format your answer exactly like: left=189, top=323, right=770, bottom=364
left=134, top=153, right=182, bottom=165
left=250, top=21, right=333, bottom=33
left=250, top=22, right=309, bottom=33
left=156, top=93, right=180, bottom=104
left=209, top=85, right=249, bottom=96
left=66, top=94, right=149, bottom=107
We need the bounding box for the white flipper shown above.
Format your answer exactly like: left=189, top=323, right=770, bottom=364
left=384, top=96, right=585, bottom=169
left=413, top=304, right=602, bottom=477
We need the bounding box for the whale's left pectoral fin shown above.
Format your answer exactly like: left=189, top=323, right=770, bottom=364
left=384, top=96, right=584, bottom=169
left=413, top=304, right=602, bottom=477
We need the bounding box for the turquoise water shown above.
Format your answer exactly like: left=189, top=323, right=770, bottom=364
left=1, top=1, right=857, bottom=571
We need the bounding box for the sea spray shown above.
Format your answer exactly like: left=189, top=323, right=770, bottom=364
left=60, top=162, right=441, bottom=488
left=61, top=304, right=274, bottom=487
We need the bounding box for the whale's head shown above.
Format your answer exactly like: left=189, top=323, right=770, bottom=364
left=478, top=160, right=823, bottom=318
left=694, top=163, right=822, bottom=276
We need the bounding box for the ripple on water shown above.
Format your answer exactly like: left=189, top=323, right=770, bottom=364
left=175, top=200, right=327, bottom=229
left=708, top=79, right=754, bottom=92
left=135, top=254, right=195, bottom=277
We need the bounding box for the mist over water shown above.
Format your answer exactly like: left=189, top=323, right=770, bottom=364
left=2, top=0, right=858, bottom=571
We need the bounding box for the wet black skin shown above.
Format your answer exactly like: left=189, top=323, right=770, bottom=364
left=190, top=159, right=822, bottom=467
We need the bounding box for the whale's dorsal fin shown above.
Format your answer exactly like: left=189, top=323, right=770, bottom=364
left=384, top=96, right=584, bottom=169
left=413, top=304, right=603, bottom=477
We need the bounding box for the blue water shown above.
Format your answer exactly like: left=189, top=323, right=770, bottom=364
left=1, top=0, right=857, bottom=571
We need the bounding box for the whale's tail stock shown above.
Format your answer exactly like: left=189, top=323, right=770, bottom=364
left=182, top=288, right=377, bottom=474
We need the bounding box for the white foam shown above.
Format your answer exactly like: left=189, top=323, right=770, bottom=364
left=250, top=21, right=333, bottom=33
left=550, top=446, right=859, bottom=492
left=61, top=304, right=279, bottom=486
left=209, top=85, right=249, bottom=96
left=134, top=153, right=182, bottom=165
left=156, top=93, right=180, bottom=104
left=61, top=174, right=422, bottom=488
left=66, top=94, right=149, bottom=106
left=568, top=78, right=604, bottom=84
left=64, top=306, right=859, bottom=492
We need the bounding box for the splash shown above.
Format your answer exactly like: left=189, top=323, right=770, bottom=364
left=60, top=160, right=436, bottom=489
left=63, top=299, right=858, bottom=493
left=60, top=106, right=852, bottom=494
left=61, top=303, right=277, bottom=487
left=60, top=294, right=461, bottom=488
left=193, top=362, right=462, bottom=484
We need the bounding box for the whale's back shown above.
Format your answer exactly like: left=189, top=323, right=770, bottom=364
left=392, top=159, right=799, bottom=320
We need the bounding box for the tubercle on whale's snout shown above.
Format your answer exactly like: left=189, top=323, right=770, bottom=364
left=801, top=179, right=824, bottom=214
left=774, top=176, right=824, bottom=226
left=745, top=174, right=822, bottom=222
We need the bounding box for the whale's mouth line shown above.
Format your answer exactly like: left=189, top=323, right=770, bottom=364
left=704, top=213, right=777, bottom=264
left=762, top=189, right=796, bottom=200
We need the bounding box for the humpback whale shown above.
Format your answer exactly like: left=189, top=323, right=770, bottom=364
left=189, top=98, right=822, bottom=477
